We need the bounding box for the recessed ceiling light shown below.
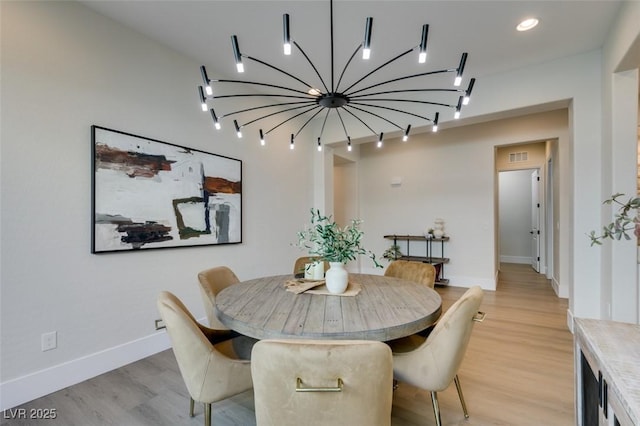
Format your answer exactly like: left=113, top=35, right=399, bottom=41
left=517, top=18, right=539, bottom=32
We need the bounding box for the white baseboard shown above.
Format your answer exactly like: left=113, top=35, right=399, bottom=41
left=446, top=275, right=497, bottom=291
left=499, top=255, right=532, bottom=264
left=0, top=330, right=171, bottom=411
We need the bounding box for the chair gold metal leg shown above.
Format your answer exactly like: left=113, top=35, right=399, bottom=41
left=204, top=402, right=212, bottom=426
left=430, top=391, right=442, bottom=426
left=454, top=374, right=470, bottom=418
left=189, top=397, right=195, bottom=417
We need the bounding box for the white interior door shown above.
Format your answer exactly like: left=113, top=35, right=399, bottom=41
left=531, top=170, right=541, bottom=272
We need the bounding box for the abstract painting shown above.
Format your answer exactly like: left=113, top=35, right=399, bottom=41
left=91, top=126, right=242, bottom=253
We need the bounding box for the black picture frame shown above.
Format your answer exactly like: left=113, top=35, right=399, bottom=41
left=91, top=126, right=242, bottom=253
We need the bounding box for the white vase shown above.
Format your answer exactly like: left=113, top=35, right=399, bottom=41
left=325, top=262, right=349, bottom=294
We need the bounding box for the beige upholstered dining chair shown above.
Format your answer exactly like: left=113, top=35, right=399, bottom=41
left=156, top=291, right=253, bottom=426
left=292, top=256, right=329, bottom=277
left=251, top=339, right=394, bottom=426
left=384, top=259, right=437, bottom=288
left=197, top=266, right=240, bottom=330
left=388, top=286, right=485, bottom=426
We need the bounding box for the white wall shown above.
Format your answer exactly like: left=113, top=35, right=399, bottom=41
left=499, top=170, right=533, bottom=264
left=600, top=0, right=640, bottom=324
left=0, top=1, right=313, bottom=409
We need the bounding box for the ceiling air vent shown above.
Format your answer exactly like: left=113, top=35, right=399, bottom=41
left=509, top=151, right=528, bottom=163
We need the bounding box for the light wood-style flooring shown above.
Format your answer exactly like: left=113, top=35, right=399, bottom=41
left=1, top=263, right=574, bottom=425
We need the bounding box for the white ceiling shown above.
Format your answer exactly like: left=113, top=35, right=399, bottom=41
left=80, top=0, right=623, bottom=143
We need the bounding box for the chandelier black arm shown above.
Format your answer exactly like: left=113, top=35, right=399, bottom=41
left=212, top=79, right=312, bottom=96
left=266, top=105, right=321, bottom=135
left=244, top=54, right=315, bottom=89
left=350, top=98, right=456, bottom=109
left=292, top=41, right=329, bottom=93
left=218, top=100, right=317, bottom=119
left=209, top=93, right=312, bottom=101
left=238, top=102, right=318, bottom=127
left=345, top=68, right=455, bottom=97
left=335, top=44, right=364, bottom=93
left=294, top=108, right=326, bottom=139
left=343, top=104, right=404, bottom=130
left=349, top=88, right=464, bottom=100
left=340, top=106, right=377, bottom=135
left=318, top=109, right=332, bottom=142
left=341, top=47, right=415, bottom=94
left=334, top=109, right=351, bottom=141
left=347, top=101, right=436, bottom=122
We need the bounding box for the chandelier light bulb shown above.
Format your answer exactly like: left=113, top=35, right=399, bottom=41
left=454, top=76, right=462, bottom=86
left=210, top=108, right=221, bottom=130
left=403, top=124, right=411, bottom=142
left=198, top=86, right=207, bottom=111
left=432, top=124, right=438, bottom=132
left=418, top=24, right=429, bottom=64
left=200, top=66, right=213, bottom=95
left=362, top=17, right=373, bottom=60
left=463, top=78, right=475, bottom=105
left=283, top=14, right=292, bottom=55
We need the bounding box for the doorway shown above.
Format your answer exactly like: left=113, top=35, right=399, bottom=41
left=498, top=169, right=541, bottom=270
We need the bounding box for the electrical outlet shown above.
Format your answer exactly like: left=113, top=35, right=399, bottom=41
left=155, top=319, right=165, bottom=330
left=41, top=331, right=57, bottom=351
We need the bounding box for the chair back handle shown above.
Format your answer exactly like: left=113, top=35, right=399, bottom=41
left=473, top=311, right=487, bottom=322
left=296, top=377, right=343, bottom=392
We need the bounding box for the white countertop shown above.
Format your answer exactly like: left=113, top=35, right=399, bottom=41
left=574, top=318, right=640, bottom=425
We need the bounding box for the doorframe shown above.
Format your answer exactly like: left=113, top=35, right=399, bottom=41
left=546, top=157, right=554, bottom=280
left=497, top=168, right=545, bottom=272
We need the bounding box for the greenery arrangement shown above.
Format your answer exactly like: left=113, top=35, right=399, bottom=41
left=296, top=209, right=382, bottom=267
left=589, top=193, right=640, bottom=245
left=382, top=244, right=402, bottom=261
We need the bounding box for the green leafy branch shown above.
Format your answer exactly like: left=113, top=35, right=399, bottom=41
left=588, top=193, right=640, bottom=246
left=296, top=208, right=382, bottom=267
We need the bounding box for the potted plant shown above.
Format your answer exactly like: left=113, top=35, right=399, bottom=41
left=589, top=193, right=640, bottom=245
left=383, top=244, right=403, bottom=261
left=296, top=209, right=381, bottom=293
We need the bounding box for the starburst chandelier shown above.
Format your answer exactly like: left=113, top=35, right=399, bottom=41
left=197, top=0, right=476, bottom=152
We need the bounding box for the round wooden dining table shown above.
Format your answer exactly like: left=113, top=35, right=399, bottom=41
left=215, top=273, right=442, bottom=341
